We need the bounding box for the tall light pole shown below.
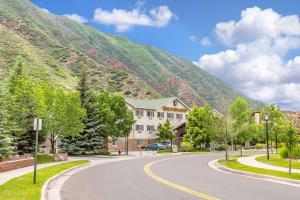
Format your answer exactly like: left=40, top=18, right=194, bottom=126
left=264, top=114, right=269, bottom=160
left=33, top=118, right=42, bottom=184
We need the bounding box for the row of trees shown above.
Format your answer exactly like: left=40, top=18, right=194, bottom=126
left=157, top=96, right=299, bottom=172
left=0, top=58, right=134, bottom=159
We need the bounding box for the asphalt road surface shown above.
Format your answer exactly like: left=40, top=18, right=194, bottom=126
left=61, top=153, right=300, bottom=200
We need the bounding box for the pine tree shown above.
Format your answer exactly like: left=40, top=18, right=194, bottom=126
left=60, top=69, right=105, bottom=154
left=7, top=58, right=46, bottom=154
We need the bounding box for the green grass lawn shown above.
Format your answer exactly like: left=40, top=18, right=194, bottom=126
left=218, top=158, right=300, bottom=181
left=256, top=154, right=300, bottom=169
left=0, top=160, right=89, bottom=200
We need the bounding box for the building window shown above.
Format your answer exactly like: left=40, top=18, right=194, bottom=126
left=157, top=112, right=164, bottom=119
left=147, top=111, right=154, bottom=118
left=176, top=114, right=183, bottom=120
left=147, top=125, right=155, bottom=133
left=167, top=113, right=174, bottom=119
left=137, top=139, right=143, bottom=145
left=112, top=139, right=118, bottom=146
left=148, top=139, right=155, bottom=145
left=136, top=125, right=144, bottom=132
left=135, top=110, right=144, bottom=117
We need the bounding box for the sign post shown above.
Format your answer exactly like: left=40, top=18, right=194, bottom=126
left=33, top=118, right=42, bottom=184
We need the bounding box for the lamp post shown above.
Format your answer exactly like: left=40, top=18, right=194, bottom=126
left=33, top=118, right=42, bottom=184
left=264, top=114, right=269, bottom=160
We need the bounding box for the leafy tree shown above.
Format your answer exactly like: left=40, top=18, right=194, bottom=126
left=42, top=83, right=86, bottom=153
left=229, top=97, right=251, bottom=156
left=279, top=120, right=299, bottom=173
left=260, top=104, right=284, bottom=152
left=158, top=119, right=176, bottom=149
left=217, top=104, right=234, bottom=160
left=184, top=104, right=218, bottom=149
left=96, top=93, right=134, bottom=154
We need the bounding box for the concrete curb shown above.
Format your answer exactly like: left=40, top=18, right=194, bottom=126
left=214, top=159, right=300, bottom=186
left=41, top=161, right=92, bottom=200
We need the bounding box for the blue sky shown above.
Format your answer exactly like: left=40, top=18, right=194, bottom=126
left=32, top=0, right=299, bottom=60
left=32, top=0, right=300, bottom=110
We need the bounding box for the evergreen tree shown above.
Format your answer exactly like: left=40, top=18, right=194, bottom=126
left=8, top=58, right=45, bottom=154
left=60, top=69, right=104, bottom=154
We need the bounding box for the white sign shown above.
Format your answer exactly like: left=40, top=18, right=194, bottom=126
left=34, top=118, right=42, bottom=131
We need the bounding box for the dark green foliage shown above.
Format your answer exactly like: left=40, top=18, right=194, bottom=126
left=0, top=134, right=15, bottom=160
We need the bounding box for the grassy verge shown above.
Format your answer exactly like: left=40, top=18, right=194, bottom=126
left=218, top=158, right=300, bottom=180
left=0, top=160, right=89, bottom=200
left=256, top=154, right=300, bottom=169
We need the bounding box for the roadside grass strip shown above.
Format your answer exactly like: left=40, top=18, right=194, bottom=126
left=144, top=157, right=219, bottom=200
left=0, top=160, right=89, bottom=200
left=218, top=158, right=300, bottom=181
left=256, top=154, right=300, bottom=170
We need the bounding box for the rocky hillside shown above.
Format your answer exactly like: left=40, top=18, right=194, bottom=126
left=0, top=0, right=263, bottom=110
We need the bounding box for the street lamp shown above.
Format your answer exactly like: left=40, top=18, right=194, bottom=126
left=264, top=114, right=269, bottom=160
left=33, top=118, right=42, bottom=184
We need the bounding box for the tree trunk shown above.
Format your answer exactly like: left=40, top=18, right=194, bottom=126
left=50, top=134, right=56, bottom=154
left=225, top=145, right=228, bottom=161
left=289, top=148, right=292, bottom=174
left=170, top=138, right=173, bottom=153
left=240, top=144, right=243, bottom=157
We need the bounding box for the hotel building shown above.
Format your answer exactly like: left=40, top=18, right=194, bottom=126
left=108, top=97, right=190, bottom=151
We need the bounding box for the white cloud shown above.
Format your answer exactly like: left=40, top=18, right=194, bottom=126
left=93, top=3, right=176, bottom=32
left=63, top=14, right=88, bottom=24
left=200, top=37, right=212, bottom=47
left=195, top=7, right=300, bottom=110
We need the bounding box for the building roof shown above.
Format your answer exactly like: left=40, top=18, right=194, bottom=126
left=125, top=97, right=189, bottom=110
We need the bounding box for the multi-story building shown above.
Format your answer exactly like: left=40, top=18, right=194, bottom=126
left=108, top=97, right=190, bottom=151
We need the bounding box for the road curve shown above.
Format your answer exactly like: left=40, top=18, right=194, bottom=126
left=61, top=153, right=300, bottom=200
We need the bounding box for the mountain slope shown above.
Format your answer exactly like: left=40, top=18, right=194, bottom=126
left=0, top=0, right=263, bottom=110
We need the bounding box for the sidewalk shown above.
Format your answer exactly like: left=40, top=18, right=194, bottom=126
left=238, top=155, right=300, bottom=174
left=0, top=161, right=70, bottom=185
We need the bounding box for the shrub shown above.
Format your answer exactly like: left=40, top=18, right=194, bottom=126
left=0, top=134, right=15, bottom=161
left=37, top=154, right=55, bottom=164
left=254, top=143, right=265, bottom=149
left=180, top=141, right=193, bottom=152
left=215, top=145, right=226, bottom=151
left=99, top=150, right=111, bottom=155
left=279, top=146, right=300, bottom=159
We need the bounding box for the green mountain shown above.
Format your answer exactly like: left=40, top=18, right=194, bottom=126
left=0, top=0, right=263, bottom=110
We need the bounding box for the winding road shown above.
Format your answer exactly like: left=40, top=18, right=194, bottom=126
left=61, top=153, right=300, bottom=200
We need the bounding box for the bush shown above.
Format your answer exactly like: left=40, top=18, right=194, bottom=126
left=180, top=141, right=193, bottom=152
left=37, top=154, right=55, bottom=164
left=279, top=146, right=300, bottom=159
left=0, top=134, right=15, bottom=161
left=254, top=143, right=265, bottom=149
left=215, top=145, right=226, bottom=151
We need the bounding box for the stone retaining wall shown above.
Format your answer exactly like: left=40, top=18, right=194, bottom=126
left=0, top=157, right=34, bottom=172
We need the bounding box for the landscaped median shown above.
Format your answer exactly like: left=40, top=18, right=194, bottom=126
left=217, top=157, right=300, bottom=182
left=256, top=154, right=300, bottom=169
left=0, top=160, right=89, bottom=200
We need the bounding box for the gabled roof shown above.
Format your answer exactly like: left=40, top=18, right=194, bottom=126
left=125, top=97, right=189, bottom=110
